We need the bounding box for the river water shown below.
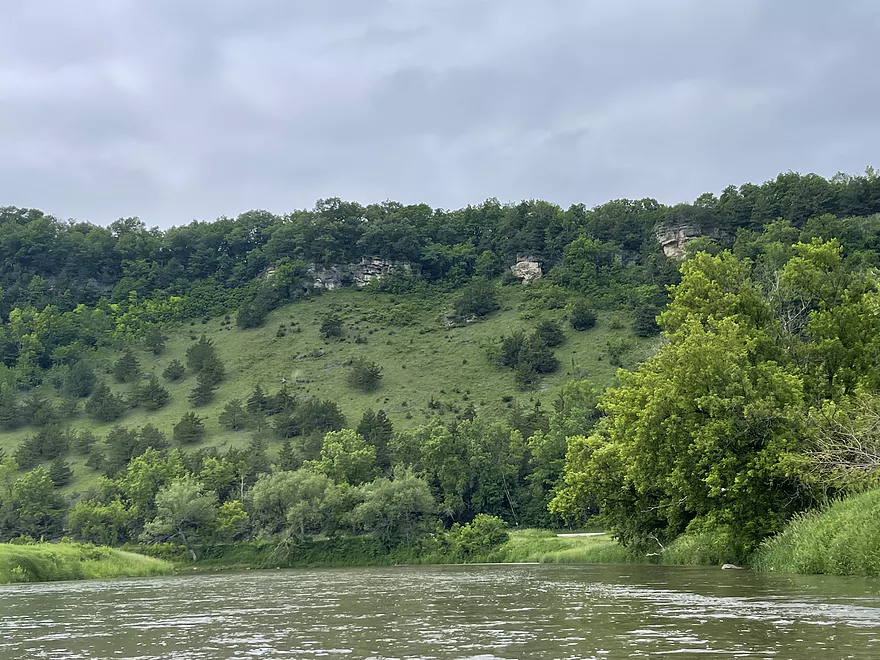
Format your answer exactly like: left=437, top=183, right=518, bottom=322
left=2, top=564, right=880, bottom=659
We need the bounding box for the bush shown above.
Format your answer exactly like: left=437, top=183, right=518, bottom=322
left=320, top=314, right=344, bottom=338
left=535, top=319, right=565, bottom=347
left=348, top=358, right=383, bottom=392
left=568, top=301, right=597, bottom=331
left=448, top=514, right=510, bottom=560
left=453, top=278, right=499, bottom=319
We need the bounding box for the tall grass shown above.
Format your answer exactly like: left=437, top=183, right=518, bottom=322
left=752, top=489, right=880, bottom=576
left=0, top=542, right=174, bottom=583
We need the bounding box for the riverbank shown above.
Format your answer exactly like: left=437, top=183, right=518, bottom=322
left=0, top=542, right=174, bottom=584
left=752, top=489, right=880, bottom=576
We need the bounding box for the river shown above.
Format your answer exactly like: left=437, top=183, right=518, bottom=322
left=2, top=564, right=880, bottom=659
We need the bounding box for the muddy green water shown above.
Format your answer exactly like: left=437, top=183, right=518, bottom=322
left=2, top=564, right=880, bottom=659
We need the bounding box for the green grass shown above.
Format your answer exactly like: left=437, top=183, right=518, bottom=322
left=751, top=489, right=880, bottom=576
left=487, top=529, right=638, bottom=564
left=0, top=285, right=658, bottom=494
left=0, top=542, right=174, bottom=583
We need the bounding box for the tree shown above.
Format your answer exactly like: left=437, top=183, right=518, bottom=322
left=12, top=466, right=64, bottom=538
left=48, top=458, right=72, bottom=487
left=347, top=358, right=383, bottom=392
left=162, top=359, right=186, bottom=382
left=114, top=349, right=141, bottom=383
left=143, top=325, right=167, bottom=355
left=103, top=425, right=149, bottom=476
left=319, top=313, right=343, bottom=338
left=189, top=372, right=218, bottom=407
left=348, top=468, right=437, bottom=546
left=142, top=477, right=219, bottom=560
left=250, top=468, right=341, bottom=542
left=137, top=374, right=170, bottom=410
left=116, top=448, right=186, bottom=519
left=568, top=301, right=597, bottom=330
left=173, top=412, right=206, bottom=445
left=277, top=439, right=298, bottom=471
left=310, top=429, right=378, bottom=486
left=20, top=393, right=57, bottom=427
left=236, top=299, right=269, bottom=329
left=357, top=409, right=394, bottom=473
left=246, top=384, right=269, bottom=416
left=453, top=278, right=499, bottom=318
left=139, top=424, right=170, bottom=451
left=64, top=361, right=97, bottom=398
left=219, top=399, right=249, bottom=431
left=198, top=354, right=225, bottom=387
left=85, top=383, right=128, bottom=422
left=186, top=334, right=217, bottom=372
left=632, top=305, right=661, bottom=337
left=297, top=398, right=346, bottom=438
left=552, top=252, right=810, bottom=557
left=68, top=499, right=133, bottom=546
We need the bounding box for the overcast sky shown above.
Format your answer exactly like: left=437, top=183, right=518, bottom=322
left=1, top=1, right=878, bottom=227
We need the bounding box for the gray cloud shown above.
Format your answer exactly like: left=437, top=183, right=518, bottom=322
left=1, top=0, right=878, bottom=226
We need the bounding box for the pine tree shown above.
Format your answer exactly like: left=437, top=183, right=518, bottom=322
left=189, top=372, right=218, bottom=407
left=144, top=325, right=167, bottom=355
left=356, top=408, right=394, bottom=472
left=85, top=383, right=128, bottom=422
left=246, top=384, right=268, bottom=416
left=173, top=412, right=206, bottom=445
left=348, top=358, right=383, bottom=392
left=64, top=361, right=97, bottom=398
left=219, top=399, right=248, bottom=431
left=186, top=334, right=216, bottom=372
left=277, top=439, right=298, bottom=471
left=138, top=375, right=170, bottom=410
left=163, top=359, right=186, bottom=382
left=48, top=458, right=73, bottom=487
left=0, top=387, right=21, bottom=430
left=266, top=384, right=295, bottom=416
left=138, top=424, right=169, bottom=451
left=114, top=349, right=141, bottom=383
left=198, top=354, right=225, bottom=387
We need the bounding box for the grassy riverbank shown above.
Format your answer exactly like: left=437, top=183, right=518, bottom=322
left=0, top=542, right=174, bottom=584
left=486, top=529, right=636, bottom=563
left=751, top=489, right=880, bottom=576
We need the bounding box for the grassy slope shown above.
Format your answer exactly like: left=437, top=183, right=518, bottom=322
left=751, top=489, right=880, bottom=576
left=0, top=285, right=658, bottom=493
left=0, top=542, right=174, bottom=583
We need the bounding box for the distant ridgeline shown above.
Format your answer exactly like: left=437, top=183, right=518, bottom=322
left=1, top=169, right=880, bottom=564
left=0, top=169, right=878, bottom=347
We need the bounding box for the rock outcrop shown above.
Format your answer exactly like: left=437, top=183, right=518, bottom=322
left=306, top=258, right=410, bottom=290
left=511, top=257, right=542, bottom=283
left=656, top=224, right=722, bottom=260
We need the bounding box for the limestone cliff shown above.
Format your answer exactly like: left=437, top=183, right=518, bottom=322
left=656, top=224, right=722, bottom=260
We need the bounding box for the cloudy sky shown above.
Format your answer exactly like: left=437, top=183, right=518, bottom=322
left=1, top=1, right=878, bottom=227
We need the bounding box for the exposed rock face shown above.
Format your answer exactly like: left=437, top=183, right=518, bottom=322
left=511, top=258, right=542, bottom=283
left=656, top=224, right=722, bottom=260
left=306, top=258, right=410, bottom=290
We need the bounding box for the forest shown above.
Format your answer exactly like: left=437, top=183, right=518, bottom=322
left=1, top=168, right=880, bottom=567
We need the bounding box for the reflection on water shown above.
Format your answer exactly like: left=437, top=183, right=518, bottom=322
left=2, top=564, right=879, bottom=659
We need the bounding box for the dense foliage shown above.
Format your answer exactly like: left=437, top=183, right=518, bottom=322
left=2, top=169, right=880, bottom=562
